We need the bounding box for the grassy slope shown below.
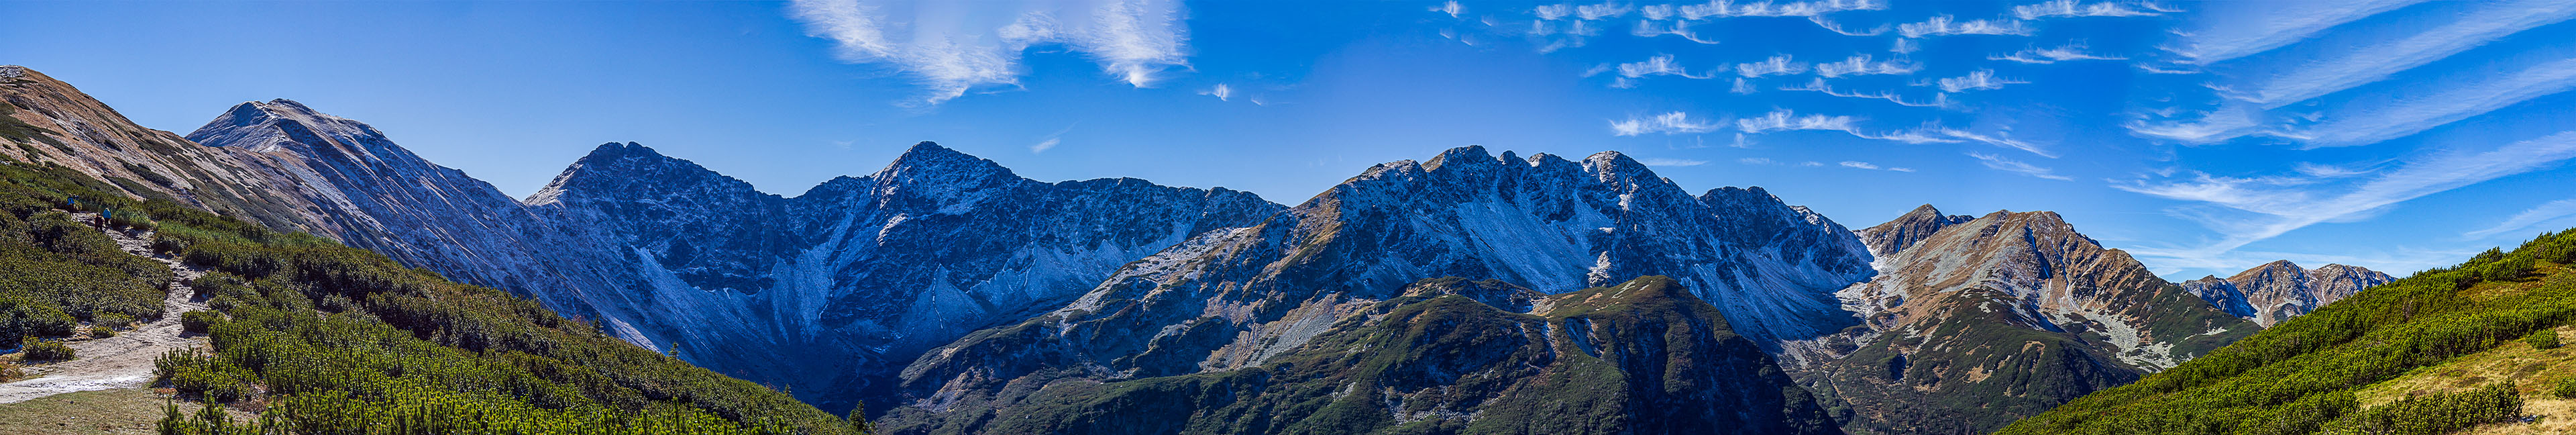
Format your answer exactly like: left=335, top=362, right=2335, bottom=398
left=0, top=388, right=175, bottom=435
left=0, top=154, right=866, bottom=433
left=2000, top=231, right=2576, bottom=435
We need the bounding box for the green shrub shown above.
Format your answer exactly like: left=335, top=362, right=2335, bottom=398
left=179, top=309, right=218, bottom=334
left=89, top=326, right=115, bottom=338
left=0, top=297, right=76, bottom=339
left=2530, top=328, right=2562, bottom=350
left=2484, top=255, right=2538, bottom=282
left=19, top=337, right=74, bottom=361
left=2326, top=381, right=2522, bottom=435
left=2557, top=379, right=2576, bottom=399
left=154, top=349, right=256, bottom=402
left=95, top=312, right=133, bottom=330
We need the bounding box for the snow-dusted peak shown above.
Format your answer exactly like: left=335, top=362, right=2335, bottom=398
left=525, top=142, right=766, bottom=207
left=873, top=141, right=1012, bottom=183
left=1422, top=144, right=1499, bottom=170
left=1580, top=150, right=1656, bottom=183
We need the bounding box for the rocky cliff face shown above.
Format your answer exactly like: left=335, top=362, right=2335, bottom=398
left=521, top=140, right=1285, bottom=407
left=885, top=276, right=1841, bottom=435
left=891, top=146, right=1875, bottom=431
left=1856, top=204, right=1973, bottom=258
left=2182, top=260, right=2394, bottom=327
left=1796, top=209, right=2257, bottom=434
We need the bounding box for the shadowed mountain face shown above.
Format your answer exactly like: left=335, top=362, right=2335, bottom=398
left=2182, top=260, right=2394, bottom=327
left=886, top=276, right=1841, bottom=435
left=521, top=140, right=1285, bottom=406
left=1789, top=207, right=2259, bottom=434
left=887, top=146, right=1875, bottom=432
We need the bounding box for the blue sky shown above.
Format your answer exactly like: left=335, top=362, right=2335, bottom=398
left=8, top=0, right=2576, bottom=280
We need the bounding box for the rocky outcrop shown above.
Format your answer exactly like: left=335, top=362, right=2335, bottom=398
left=2182, top=260, right=2394, bottom=327
left=1856, top=204, right=1972, bottom=257
left=1798, top=209, right=2257, bottom=434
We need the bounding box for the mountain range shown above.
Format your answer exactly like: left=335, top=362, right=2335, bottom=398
left=0, top=64, right=2406, bottom=434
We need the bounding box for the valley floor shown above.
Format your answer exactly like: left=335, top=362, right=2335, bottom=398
left=0, top=218, right=209, bottom=404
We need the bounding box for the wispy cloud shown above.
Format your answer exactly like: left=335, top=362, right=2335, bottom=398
left=2284, top=56, right=2576, bottom=147
left=1936, top=128, right=2055, bottom=156
left=1612, top=111, right=1725, bottom=136
left=1841, top=160, right=1917, bottom=172
left=1030, top=138, right=1061, bottom=153
left=1738, top=157, right=1774, bottom=165
left=788, top=0, right=1190, bottom=104
left=2466, top=199, right=2576, bottom=239
left=1678, top=0, right=1886, bottom=19
left=1736, top=109, right=1860, bottom=134
left=2225, top=0, right=2576, bottom=108
left=1431, top=1, right=1464, bottom=17
left=1968, top=152, right=2074, bottom=180
left=1640, top=158, right=1710, bottom=166
left=2167, top=0, right=2432, bottom=64
left=1808, top=17, right=1889, bottom=36
left=1631, top=19, right=1721, bottom=44
left=2010, top=0, right=2174, bottom=19
left=1602, top=54, right=1717, bottom=87
left=1736, top=55, right=1809, bottom=77
left=1990, top=44, right=2128, bottom=64
left=1937, top=69, right=2027, bottom=93
left=1897, top=15, right=2033, bottom=38
left=1200, top=83, right=1233, bottom=101
left=1815, top=55, right=1920, bottom=77
left=2119, top=130, right=2576, bottom=257
left=1779, top=79, right=1951, bottom=107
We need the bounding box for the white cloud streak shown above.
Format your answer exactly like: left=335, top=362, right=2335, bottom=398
left=1736, top=109, right=1860, bottom=134
left=789, top=0, right=1190, bottom=104
left=1030, top=138, right=1060, bottom=153
left=2168, top=0, right=2432, bottom=64
left=2466, top=199, right=2576, bottom=239
left=1737, top=55, right=1809, bottom=77
left=1612, top=111, right=1725, bottom=136
left=2010, top=0, right=2174, bottom=19
left=1968, top=152, right=2075, bottom=180
left=1841, top=161, right=1917, bottom=172
left=1200, top=83, right=1232, bottom=101
left=1937, top=69, right=2028, bottom=93
left=1779, top=79, right=1951, bottom=107
left=1898, top=15, right=2034, bottom=38
left=2119, top=130, right=2576, bottom=256
left=1815, top=55, right=1921, bottom=77
left=1990, top=45, right=2129, bottom=64
left=1678, top=0, right=1886, bottom=19
left=2226, top=0, right=2576, bottom=107
left=2284, top=56, right=2576, bottom=147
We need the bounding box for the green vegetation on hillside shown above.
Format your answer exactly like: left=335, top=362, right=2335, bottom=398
left=0, top=158, right=873, bottom=434
left=886, top=277, right=1836, bottom=435
left=2000, top=229, right=2576, bottom=435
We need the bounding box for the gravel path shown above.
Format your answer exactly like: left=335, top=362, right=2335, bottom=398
left=0, top=216, right=208, bottom=403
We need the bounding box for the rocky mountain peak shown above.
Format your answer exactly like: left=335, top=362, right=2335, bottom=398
left=525, top=142, right=766, bottom=207
left=2184, top=260, right=2392, bottom=327
left=1858, top=203, right=1976, bottom=256
left=189, top=99, right=397, bottom=157
left=873, top=141, right=1012, bottom=184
